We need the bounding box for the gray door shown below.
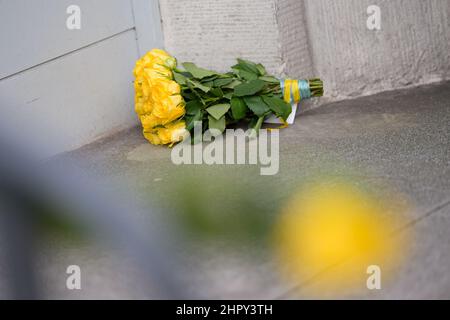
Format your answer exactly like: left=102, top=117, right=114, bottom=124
left=0, top=0, right=163, bottom=156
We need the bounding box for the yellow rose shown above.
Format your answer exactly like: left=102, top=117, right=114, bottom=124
left=157, top=121, right=188, bottom=145
left=142, top=122, right=187, bottom=146
left=147, top=49, right=177, bottom=69
left=135, top=99, right=152, bottom=116
left=148, top=79, right=184, bottom=125
left=142, top=129, right=162, bottom=145
left=144, top=65, right=172, bottom=80
left=139, top=113, right=160, bottom=130
left=152, top=100, right=185, bottom=125
left=135, top=76, right=153, bottom=99
left=147, top=49, right=171, bottom=61
left=150, top=79, right=181, bottom=101
left=134, top=49, right=187, bottom=146
left=134, top=49, right=175, bottom=78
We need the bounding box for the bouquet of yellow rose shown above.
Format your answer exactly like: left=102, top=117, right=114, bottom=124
left=133, top=49, right=323, bottom=146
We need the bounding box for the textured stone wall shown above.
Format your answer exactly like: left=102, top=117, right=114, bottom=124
left=304, top=0, right=450, bottom=99
left=159, top=0, right=450, bottom=101
left=276, top=0, right=314, bottom=78
left=159, top=0, right=284, bottom=75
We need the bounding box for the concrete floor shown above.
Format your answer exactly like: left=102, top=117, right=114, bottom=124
left=11, top=81, right=450, bottom=299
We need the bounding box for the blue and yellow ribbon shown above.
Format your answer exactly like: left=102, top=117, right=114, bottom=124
left=271, top=79, right=312, bottom=129
left=280, top=79, right=311, bottom=104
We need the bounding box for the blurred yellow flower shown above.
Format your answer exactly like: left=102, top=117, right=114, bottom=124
left=134, top=49, right=186, bottom=145
left=273, top=181, right=410, bottom=296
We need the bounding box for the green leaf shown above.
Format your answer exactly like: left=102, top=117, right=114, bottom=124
left=262, top=96, right=292, bottom=120
left=223, top=79, right=242, bottom=89
left=210, top=87, right=224, bottom=97
left=259, top=76, right=279, bottom=84
left=253, top=116, right=265, bottom=131
left=182, top=62, right=217, bottom=79
left=236, top=58, right=260, bottom=75
left=185, top=100, right=203, bottom=115
left=213, top=78, right=234, bottom=87
left=201, top=75, right=219, bottom=83
left=243, top=96, right=270, bottom=116
left=186, top=110, right=203, bottom=131
left=238, top=70, right=258, bottom=81
left=208, top=115, right=226, bottom=134
left=206, top=103, right=231, bottom=120
left=223, top=92, right=233, bottom=100
left=182, top=91, right=196, bottom=100
left=186, top=82, right=206, bottom=104
left=173, top=71, right=187, bottom=85
left=187, top=78, right=210, bottom=93
left=203, top=97, right=220, bottom=104
left=231, top=97, right=248, bottom=120
left=256, top=63, right=267, bottom=76
left=234, top=80, right=266, bottom=96
left=248, top=116, right=265, bottom=138
left=202, top=81, right=215, bottom=87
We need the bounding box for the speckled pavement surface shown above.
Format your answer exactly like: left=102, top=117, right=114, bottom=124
left=3, top=81, right=449, bottom=299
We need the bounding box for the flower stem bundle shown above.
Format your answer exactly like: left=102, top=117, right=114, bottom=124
left=133, top=49, right=323, bottom=146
